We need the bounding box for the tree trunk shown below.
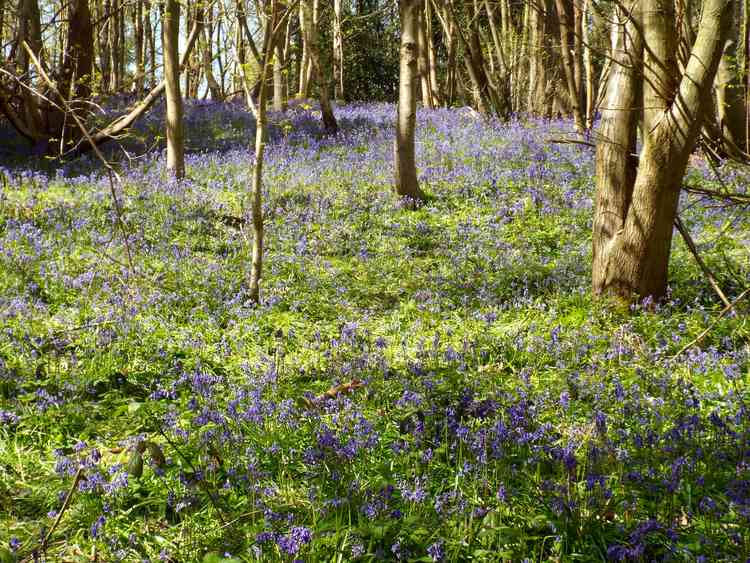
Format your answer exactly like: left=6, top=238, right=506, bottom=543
left=554, top=0, right=584, bottom=131
left=247, top=0, right=288, bottom=303
left=298, top=1, right=311, bottom=97
left=714, top=2, right=746, bottom=156
left=163, top=0, right=185, bottom=178
left=593, top=0, right=733, bottom=300
left=301, top=0, right=338, bottom=132
left=583, top=0, right=595, bottom=128
left=17, top=0, right=44, bottom=139
left=395, top=0, right=426, bottom=203
left=527, top=0, right=550, bottom=115
left=273, top=43, right=287, bottom=111
left=145, top=0, right=156, bottom=88
left=417, top=0, right=434, bottom=108
left=134, top=0, right=145, bottom=92
left=249, top=67, right=269, bottom=304
left=201, top=9, right=223, bottom=100
left=333, top=0, right=344, bottom=100
left=425, top=0, right=441, bottom=105
left=592, top=7, right=641, bottom=296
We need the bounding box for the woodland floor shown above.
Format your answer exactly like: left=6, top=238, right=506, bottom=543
left=0, top=100, right=749, bottom=562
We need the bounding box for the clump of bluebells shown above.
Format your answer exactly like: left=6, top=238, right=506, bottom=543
left=0, top=101, right=749, bottom=561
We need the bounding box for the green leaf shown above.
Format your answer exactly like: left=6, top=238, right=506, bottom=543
left=0, top=548, right=17, bottom=563
left=127, top=450, right=144, bottom=478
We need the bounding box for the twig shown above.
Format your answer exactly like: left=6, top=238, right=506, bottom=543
left=41, top=467, right=84, bottom=551
left=683, top=184, right=750, bottom=204
left=672, top=288, right=750, bottom=359
left=21, top=41, right=135, bottom=275
left=546, top=137, right=596, bottom=148
left=674, top=216, right=731, bottom=308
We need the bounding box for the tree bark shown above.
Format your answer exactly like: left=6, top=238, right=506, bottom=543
left=333, top=0, right=344, bottom=100
left=395, top=0, right=426, bottom=203
left=593, top=0, right=734, bottom=300
left=273, top=42, right=287, bottom=110
left=592, top=6, right=641, bottom=296
left=201, top=8, right=223, bottom=100
left=301, top=0, right=338, bottom=132
left=554, top=0, right=584, bottom=131
left=527, top=0, right=552, bottom=116
left=134, top=0, right=145, bottom=92
left=714, top=1, right=746, bottom=156
left=163, top=0, right=185, bottom=178
left=583, top=0, right=595, bottom=128
left=417, top=0, right=434, bottom=108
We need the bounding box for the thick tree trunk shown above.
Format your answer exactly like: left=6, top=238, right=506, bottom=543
left=554, top=0, right=584, bottom=131
left=593, top=0, right=733, bottom=300
left=163, top=0, right=185, bottom=178
left=395, top=0, right=426, bottom=203
left=592, top=7, right=641, bottom=295
left=17, top=0, right=44, bottom=139
left=301, top=0, right=338, bottom=132
left=527, top=0, right=552, bottom=116
left=61, top=0, right=94, bottom=99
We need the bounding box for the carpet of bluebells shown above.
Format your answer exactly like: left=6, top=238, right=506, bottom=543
left=1, top=100, right=749, bottom=562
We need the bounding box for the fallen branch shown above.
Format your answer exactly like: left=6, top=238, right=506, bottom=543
left=674, top=216, right=731, bottom=308
left=74, top=16, right=203, bottom=154
left=672, top=287, right=750, bottom=359
left=301, top=379, right=366, bottom=409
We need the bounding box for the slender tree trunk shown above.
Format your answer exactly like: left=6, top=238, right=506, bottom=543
left=583, top=0, right=594, bottom=128
left=425, top=0, right=441, bottom=105
left=133, top=0, right=145, bottom=92
left=395, top=0, right=426, bottom=203
left=201, top=8, right=223, bottom=100
left=163, top=0, right=185, bottom=178
left=273, top=42, right=287, bottom=110
left=417, top=0, right=434, bottom=107
left=247, top=0, right=288, bottom=303
left=333, top=0, right=344, bottom=100
left=298, top=1, right=311, bottom=96
left=249, top=67, right=269, bottom=303
left=145, top=0, right=156, bottom=88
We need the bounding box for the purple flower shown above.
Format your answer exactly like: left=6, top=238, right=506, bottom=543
left=277, top=526, right=312, bottom=555
left=90, top=515, right=106, bottom=538
left=427, top=541, right=444, bottom=561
